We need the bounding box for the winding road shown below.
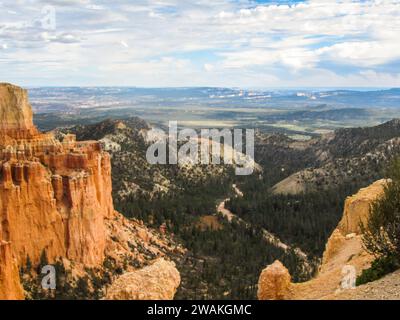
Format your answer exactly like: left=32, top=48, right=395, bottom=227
left=217, top=185, right=309, bottom=263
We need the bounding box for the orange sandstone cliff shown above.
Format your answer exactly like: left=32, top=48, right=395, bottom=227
left=0, top=83, right=181, bottom=300
left=258, top=179, right=387, bottom=300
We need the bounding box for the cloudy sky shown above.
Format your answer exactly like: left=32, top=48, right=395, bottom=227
left=1, top=0, right=400, bottom=87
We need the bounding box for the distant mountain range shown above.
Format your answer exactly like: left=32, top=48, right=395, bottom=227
left=29, top=87, right=400, bottom=115
left=30, top=86, right=400, bottom=143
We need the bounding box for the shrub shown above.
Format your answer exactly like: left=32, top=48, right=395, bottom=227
left=356, top=254, right=399, bottom=286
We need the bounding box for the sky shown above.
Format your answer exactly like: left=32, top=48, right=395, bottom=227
left=0, top=0, right=400, bottom=87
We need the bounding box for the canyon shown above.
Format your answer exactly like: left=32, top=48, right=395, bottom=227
left=2, top=82, right=399, bottom=300
left=54, top=102, right=400, bottom=299
left=0, top=83, right=181, bottom=300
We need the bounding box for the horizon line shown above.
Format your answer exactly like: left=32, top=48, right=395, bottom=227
left=21, top=85, right=399, bottom=91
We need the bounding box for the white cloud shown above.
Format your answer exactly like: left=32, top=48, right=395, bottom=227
left=41, top=32, right=81, bottom=43
left=204, top=63, right=214, bottom=72
left=317, top=40, right=400, bottom=67
left=120, top=40, right=129, bottom=48
left=220, top=46, right=319, bottom=70
left=215, top=0, right=400, bottom=69
left=1, top=0, right=400, bottom=86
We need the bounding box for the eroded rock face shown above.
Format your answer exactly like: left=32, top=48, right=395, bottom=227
left=257, top=260, right=291, bottom=300
left=0, top=83, right=38, bottom=139
left=0, top=83, right=114, bottom=298
left=338, top=179, right=387, bottom=234
left=105, top=259, right=181, bottom=300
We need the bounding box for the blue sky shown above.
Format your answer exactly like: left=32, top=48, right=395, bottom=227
left=1, top=0, right=400, bottom=87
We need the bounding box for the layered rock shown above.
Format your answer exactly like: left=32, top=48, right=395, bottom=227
left=0, top=83, right=181, bottom=299
left=0, top=83, right=115, bottom=298
left=105, top=258, right=181, bottom=300
left=258, top=179, right=386, bottom=300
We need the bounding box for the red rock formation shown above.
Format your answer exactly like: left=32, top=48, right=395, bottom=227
left=0, top=83, right=114, bottom=298
left=0, top=83, right=182, bottom=300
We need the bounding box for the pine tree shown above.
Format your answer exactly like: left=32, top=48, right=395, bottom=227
left=26, top=255, right=32, bottom=273
left=37, top=249, right=49, bottom=273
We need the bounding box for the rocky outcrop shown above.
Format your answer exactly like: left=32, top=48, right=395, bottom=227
left=338, top=179, right=387, bottom=234
left=0, top=83, right=38, bottom=139
left=105, top=259, right=181, bottom=300
left=0, top=83, right=182, bottom=300
left=257, top=261, right=291, bottom=300
left=258, top=179, right=387, bottom=300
